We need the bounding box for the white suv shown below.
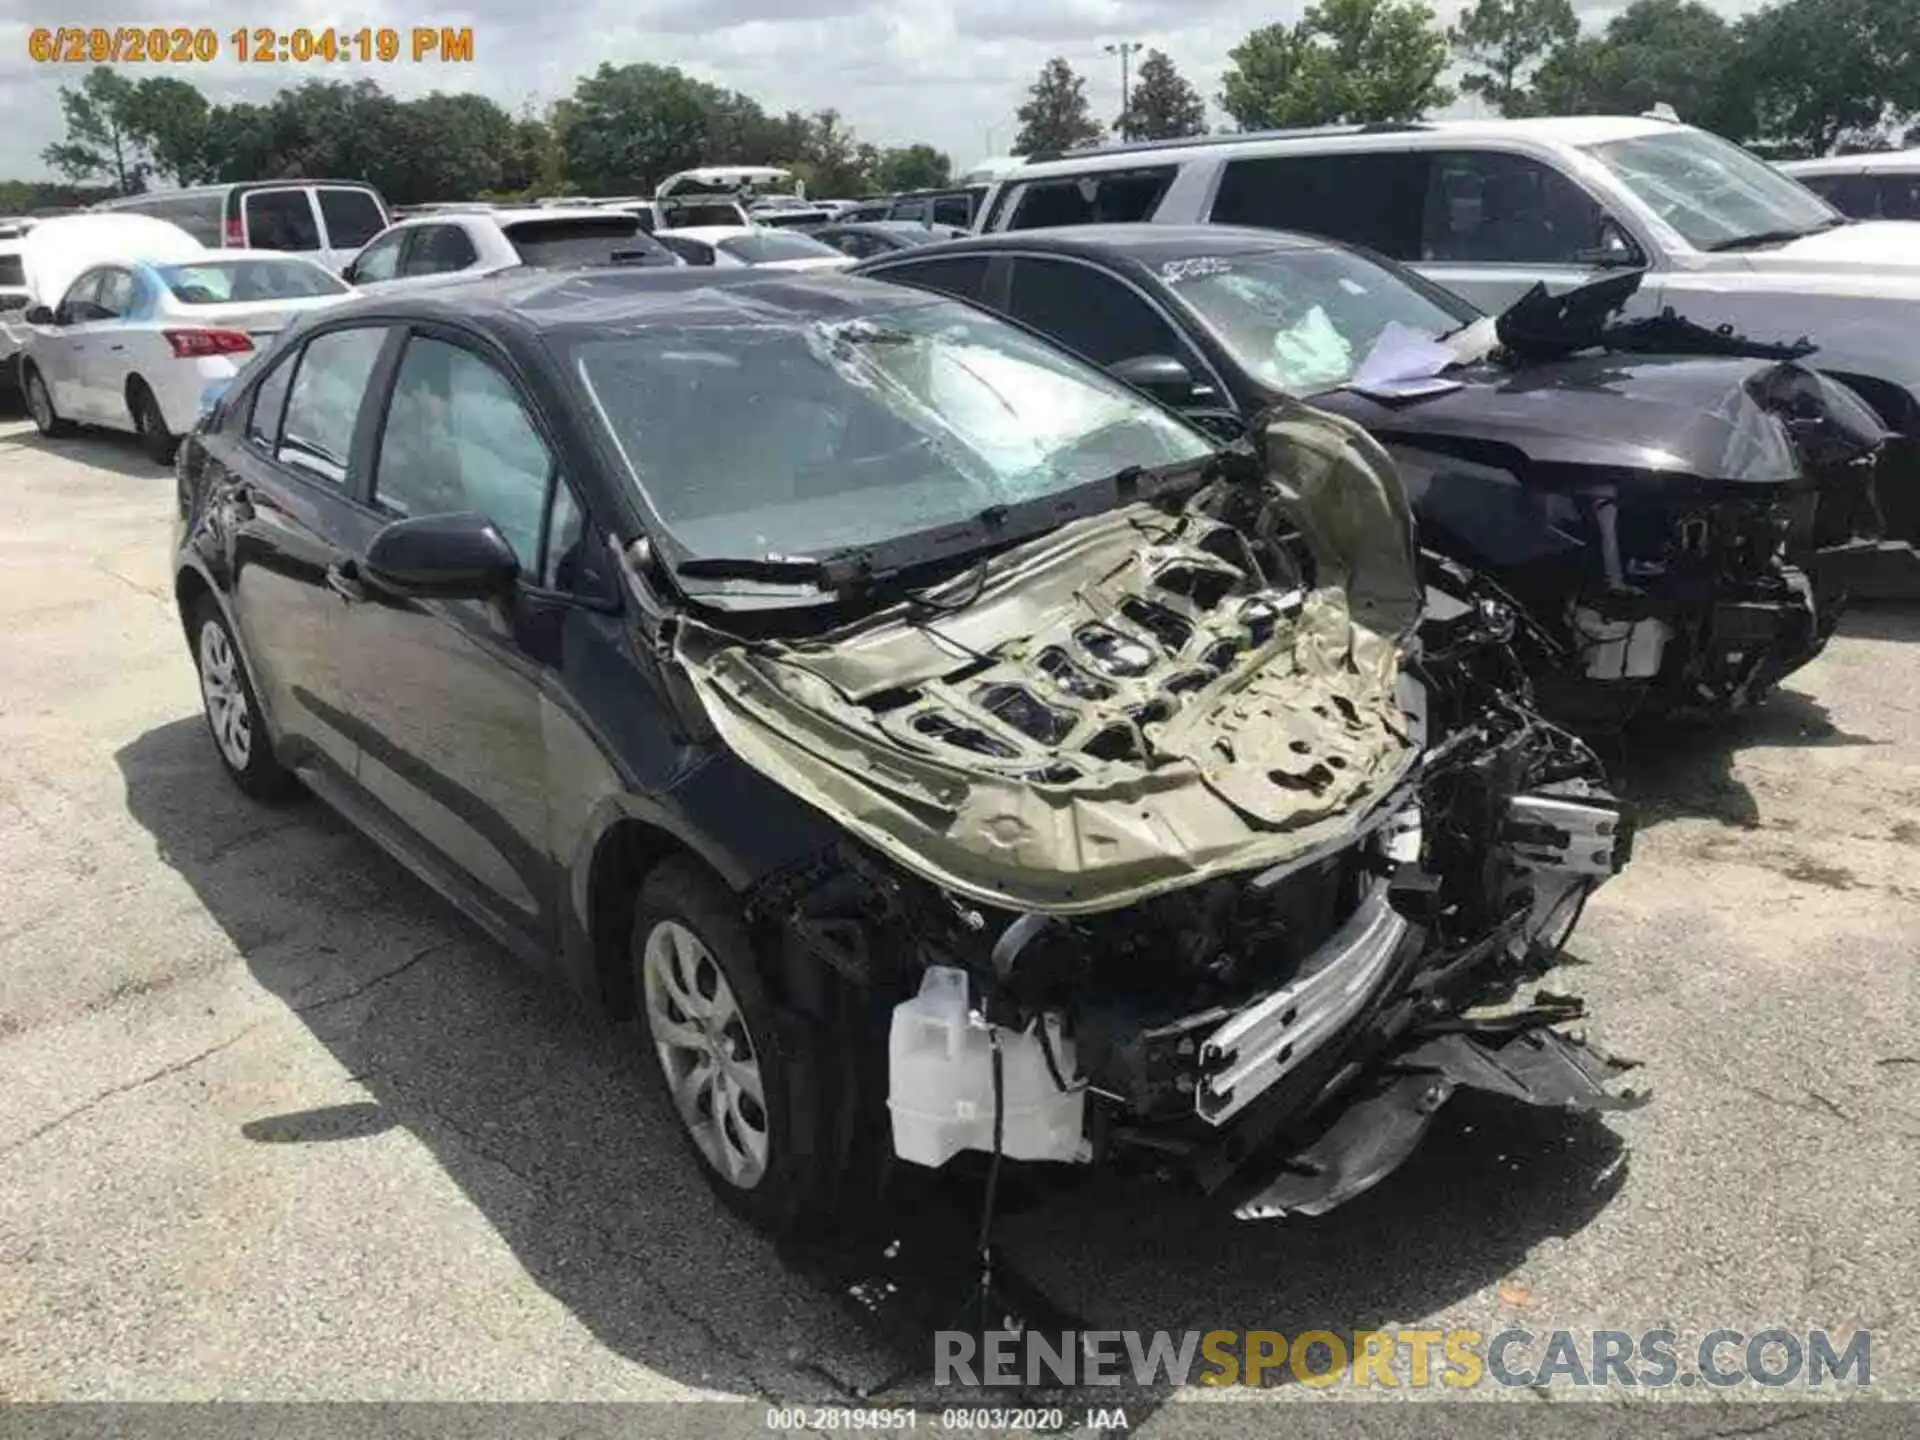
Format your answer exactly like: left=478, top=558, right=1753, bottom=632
left=978, top=115, right=1920, bottom=549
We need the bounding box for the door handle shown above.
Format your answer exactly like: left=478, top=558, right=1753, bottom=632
left=108, top=343, right=125, bottom=352
left=325, top=560, right=367, bottom=604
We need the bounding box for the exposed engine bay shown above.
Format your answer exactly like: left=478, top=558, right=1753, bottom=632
left=684, top=404, right=1641, bottom=1219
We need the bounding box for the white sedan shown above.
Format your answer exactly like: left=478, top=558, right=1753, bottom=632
left=653, top=226, right=851, bottom=271
left=23, top=249, right=352, bottom=464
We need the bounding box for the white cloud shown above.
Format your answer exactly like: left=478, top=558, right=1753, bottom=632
left=0, top=0, right=1752, bottom=186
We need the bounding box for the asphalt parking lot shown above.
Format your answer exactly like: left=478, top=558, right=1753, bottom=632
left=2, top=412, right=1918, bottom=1427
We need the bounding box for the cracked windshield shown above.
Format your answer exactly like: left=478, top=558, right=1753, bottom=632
left=573, top=300, right=1211, bottom=564
left=1163, top=248, right=1473, bottom=392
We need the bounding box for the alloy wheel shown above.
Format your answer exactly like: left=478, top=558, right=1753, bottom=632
left=641, top=918, right=770, bottom=1188
left=197, top=619, right=254, bottom=772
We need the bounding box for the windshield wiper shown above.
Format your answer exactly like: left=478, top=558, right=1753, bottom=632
left=1702, top=217, right=1848, bottom=252
left=675, top=552, right=882, bottom=590
left=673, top=459, right=1215, bottom=600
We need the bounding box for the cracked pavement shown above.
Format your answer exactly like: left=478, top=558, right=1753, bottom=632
left=1, top=415, right=1917, bottom=1427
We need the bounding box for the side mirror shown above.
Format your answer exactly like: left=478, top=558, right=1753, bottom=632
left=1574, top=218, right=1645, bottom=269
left=23, top=305, right=55, bottom=326
left=364, top=512, right=519, bottom=599
left=1109, top=353, right=1198, bottom=404
left=340, top=262, right=359, bottom=284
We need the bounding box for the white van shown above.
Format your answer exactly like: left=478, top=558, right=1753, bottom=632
left=88, top=181, right=390, bottom=273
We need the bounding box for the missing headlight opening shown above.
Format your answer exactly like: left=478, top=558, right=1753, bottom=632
left=688, top=403, right=1642, bottom=1240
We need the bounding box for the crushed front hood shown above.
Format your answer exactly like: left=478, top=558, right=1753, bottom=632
left=1318, top=354, right=1816, bottom=484
left=675, top=405, right=1424, bottom=915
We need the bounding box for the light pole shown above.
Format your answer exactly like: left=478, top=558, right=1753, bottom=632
left=1106, top=41, right=1142, bottom=139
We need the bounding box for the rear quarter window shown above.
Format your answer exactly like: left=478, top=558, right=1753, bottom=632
left=275, top=326, right=390, bottom=483
left=1007, top=167, right=1177, bottom=230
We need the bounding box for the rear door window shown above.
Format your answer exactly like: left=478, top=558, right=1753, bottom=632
left=318, top=188, right=387, bottom=249
left=1877, top=174, right=1920, bottom=220
left=933, top=195, right=973, bottom=227
left=869, top=254, right=991, bottom=303
left=1419, top=150, right=1607, bottom=264
left=276, top=326, right=390, bottom=484
left=1007, top=167, right=1176, bottom=230
left=1210, top=153, right=1429, bottom=259
left=243, top=188, right=323, bottom=252
left=1005, top=257, right=1196, bottom=370
left=93, top=268, right=138, bottom=319
left=348, top=228, right=408, bottom=284
left=401, top=224, right=479, bottom=276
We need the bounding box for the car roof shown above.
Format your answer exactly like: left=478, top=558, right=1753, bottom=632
left=827, top=220, right=947, bottom=235
left=147, top=248, right=340, bottom=266
left=389, top=206, right=632, bottom=228
left=659, top=226, right=760, bottom=243
left=1779, top=149, right=1920, bottom=176
left=865, top=223, right=1328, bottom=267
left=1009, top=114, right=1678, bottom=174
left=313, top=267, right=948, bottom=338
left=93, top=180, right=381, bottom=203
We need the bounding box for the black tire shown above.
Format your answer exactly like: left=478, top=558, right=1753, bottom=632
left=129, top=379, right=178, bottom=467
left=632, top=857, right=852, bottom=1236
left=21, top=363, right=71, bottom=438
left=189, top=597, right=303, bottom=802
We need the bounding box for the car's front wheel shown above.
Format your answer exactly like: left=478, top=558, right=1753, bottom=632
left=22, top=363, right=70, bottom=438
left=129, top=379, right=177, bottom=466
left=633, top=857, right=853, bottom=1234
left=191, top=598, right=302, bottom=801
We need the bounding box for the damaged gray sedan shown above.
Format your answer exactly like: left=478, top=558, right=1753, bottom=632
left=173, top=269, right=1641, bottom=1236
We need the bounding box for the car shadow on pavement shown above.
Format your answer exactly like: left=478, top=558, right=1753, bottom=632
left=4, top=427, right=168, bottom=480
left=1601, top=683, right=1881, bottom=832
left=115, top=714, right=1632, bottom=1411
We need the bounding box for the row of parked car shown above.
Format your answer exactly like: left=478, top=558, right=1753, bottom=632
left=15, top=112, right=1920, bottom=1240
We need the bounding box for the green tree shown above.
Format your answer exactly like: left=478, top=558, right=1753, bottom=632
left=1532, top=0, right=1754, bottom=141
left=1013, top=57, right=1103, bottom=154
left=792, top=109, right=875, bottom=196
left=1220, top=0, right=1454, bottom=130
left=373, top=92, right=516, bottom=204
left=1737, top=0, right=1920, bottom=155
left=1219, top=26, right=1306, bottom=130
left=1452, top=0, right=1579, bottom=117
left=41, top=67, right=147, bottom=192
left=1117, top=50, right=1207, bottom=140
left=872, top=143, right=953, bottom=192
left=120, top=76, right=211, bottom=185
left=563, top=63, right=735, bottom=193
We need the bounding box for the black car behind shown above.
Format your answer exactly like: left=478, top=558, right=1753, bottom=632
left=852, top=224, right=1890, bottom=728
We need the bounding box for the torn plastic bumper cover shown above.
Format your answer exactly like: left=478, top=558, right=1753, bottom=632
left=1235, top=1013, right=1647, bottom=1220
